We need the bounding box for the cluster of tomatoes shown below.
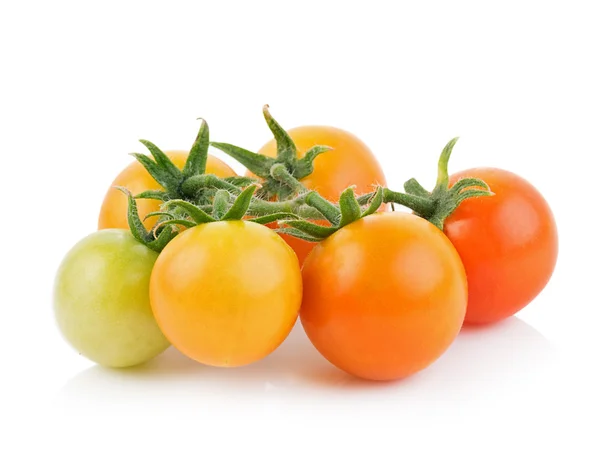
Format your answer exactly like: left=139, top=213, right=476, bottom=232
left=53, top=106, right=558, bottom=381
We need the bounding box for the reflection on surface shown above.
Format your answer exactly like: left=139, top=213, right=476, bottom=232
left=55, top=317, right=557, bottom=414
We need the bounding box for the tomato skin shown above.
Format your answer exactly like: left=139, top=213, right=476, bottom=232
left=445, top=168, right=558, bottom=325
left=149, top=221, right=302, bottom=367
left=300, top=212, right=467, bottom=381
left=98, top=151, right=236, bottom=231
left=255, top=126, right=387, bottom=264
left=53, top=229, right=170, bottom=368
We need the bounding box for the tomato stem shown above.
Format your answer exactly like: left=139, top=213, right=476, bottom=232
left=180, top=174, right=241, bottom=198
left=304, top=192, right=342, bottom=225
left=382, top=189, right=436, bottom=216
left=270, top=164, right=306, bottom=194
left=401, top=137, right=494, bottom=230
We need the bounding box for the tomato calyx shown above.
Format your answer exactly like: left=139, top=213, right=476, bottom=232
left=211, top=105, right=332, bottom=200
left=129, top=119, right=257, bottom=206
left=400, top=137, right=494, bottom=229
left=122, top=183, right=316, bottom=252
left=277, top=187, right=384, bottom=242
left=275, top=138, right=494, bottom=241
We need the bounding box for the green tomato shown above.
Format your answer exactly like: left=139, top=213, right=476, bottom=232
left=53, top=229, right=170, bottom=368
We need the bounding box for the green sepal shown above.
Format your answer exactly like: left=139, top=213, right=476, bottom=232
left=143, top=211, right=175, bottom=222
left=212, top=190, right=231, bottom=219
left=134, top=190, right=169, bottom=201
left=455, top=188, right=494, bottom=203
left=403, top=178, right=430, bottom=197
left=362, top=186, right=384, bottom=217
left=294, top=145, right=332, bottom=179
left=222, top=185, right=257, bottom=220
left=262, top=104, right=296, bottom=166
left=450, top=177, right=491, bottom=195
left=154, top=219, right=197, bottom=229
left=210, top=142, right=275, bottom=179
left=139, top=139, right=182, bottom=181
left=248, top=212, right=300, bottom=225
left=147, top=225, right=179, bottom=252
left=282, top=220, right=337, bottom=238
left=182, top=119, right=210, bottom=179
left=338, top=188, right=362, bottom=228
left=276, top=227, right=323, bottom=243
left=164, top=199, right=217, bottom=224
left=116, top=186, right=177, bottom=252
left=224, top=176, right=260, bottom=187
left=130, top=153, right=178, bottom=191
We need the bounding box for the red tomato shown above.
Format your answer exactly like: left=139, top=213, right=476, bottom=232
left=300, top=212, right=467, bottom=381
left=445, top=168, right=558, bottom=325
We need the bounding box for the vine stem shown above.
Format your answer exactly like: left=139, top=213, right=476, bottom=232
left=180, top=174, right=241, bottom=197
left=270, top=164, right=307, bottom=194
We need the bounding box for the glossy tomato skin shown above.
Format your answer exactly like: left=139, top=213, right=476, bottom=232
left=98, top=151, right=235, bottom=231
left=301, top=212, right=467, bottom=381
left=445, top=168, right=558, bottom=325
left=256, top=126, right=387, bottom=264
left=150, top=221, right=302, bottom=367
left=53, top=230, right=170, bottom=368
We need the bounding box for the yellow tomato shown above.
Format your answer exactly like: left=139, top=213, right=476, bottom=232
left=149, top=221, right=302, bottom=367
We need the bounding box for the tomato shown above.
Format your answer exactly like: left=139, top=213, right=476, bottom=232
left=256, top=126, right=387, bottom=264
left=53, top=229, right=170, bottom=368
left=445, top=168, right=558, bottom=325
left=149, top=221, right=302, bottom=367
left=98, top=151, right=235, bottom=231
left=300, top=212, right=467, bottom=381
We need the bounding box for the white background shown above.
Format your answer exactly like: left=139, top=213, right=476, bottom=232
left=1, top=1, right=599, bottom=456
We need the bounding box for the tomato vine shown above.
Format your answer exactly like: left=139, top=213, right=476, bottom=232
left=118, top=116, right=493, bottom=252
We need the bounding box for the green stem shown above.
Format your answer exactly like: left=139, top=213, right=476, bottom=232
left=382, top=189, right=436, bottom=216
left=270, top=164, right=307, bottom=194
left=263, top=105, right=297, bottom=165
left=304, top=192, right=342, bottom=225
left=180, top=174, right=241, bottom=197
left=246, top=197, right=323, bottom=219
left=435, top=137, right=459, bottom=190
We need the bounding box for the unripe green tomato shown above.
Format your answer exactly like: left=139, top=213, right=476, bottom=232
left=53, top=229, right=170, bottom=368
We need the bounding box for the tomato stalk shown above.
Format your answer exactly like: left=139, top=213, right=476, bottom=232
left=121, top=119, right=492, bottom=252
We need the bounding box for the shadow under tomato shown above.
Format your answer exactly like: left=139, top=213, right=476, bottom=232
left=54, top=315, right=557, bottom=415
left=295, top=316, right=557, bottom=393
left=55, top=322, right=332, bottom=406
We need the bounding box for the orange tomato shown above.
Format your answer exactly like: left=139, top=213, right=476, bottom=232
left=256, top=126, right=386, bottom=264
left=445, top=168, right=558, bottom=325
left=149, top=221, right=302, bottom=367
left=98, top=151, right=235, bottom=231
left=301, top=212, right=467, bottom=381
